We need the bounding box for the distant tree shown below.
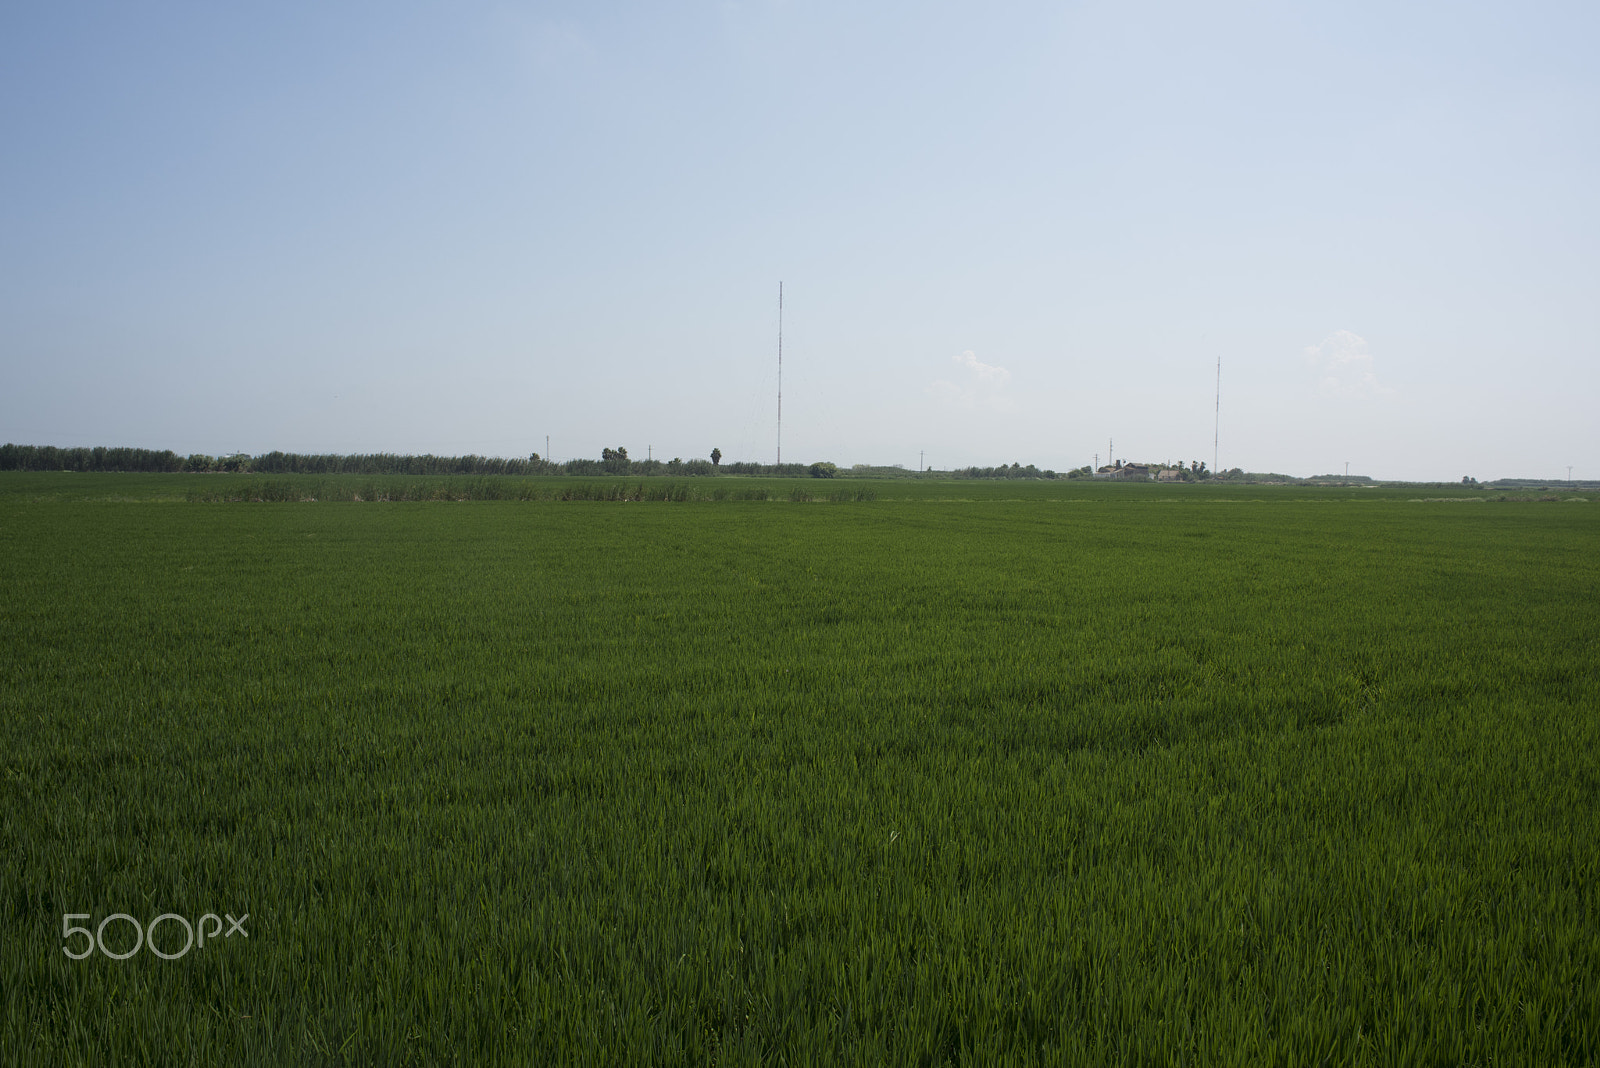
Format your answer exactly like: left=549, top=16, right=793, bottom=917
left=710, top=447, right=722, bottom=466
left=808, top=461, right=838, bottom=478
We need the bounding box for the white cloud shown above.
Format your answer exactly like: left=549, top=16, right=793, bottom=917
left=953, top=349, right=1010, bottom=385
left=929, top=350, right=1013, bottom=408
left=1304, top=330, right=1393, bottom=397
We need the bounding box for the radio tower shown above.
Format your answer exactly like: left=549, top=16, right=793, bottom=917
left=1213, top=356, right=1221, bottom=474
left=777, top=281, right=783, bottom=467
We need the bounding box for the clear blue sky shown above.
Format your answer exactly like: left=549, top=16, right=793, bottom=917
left=3, top=1, right=1595, bottom=481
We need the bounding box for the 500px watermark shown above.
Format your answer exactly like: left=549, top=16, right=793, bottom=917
left=62, top=912, right=248, bottom=960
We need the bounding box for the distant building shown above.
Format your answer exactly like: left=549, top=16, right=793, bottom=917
left=1096, top=461, right=1161, bottom=480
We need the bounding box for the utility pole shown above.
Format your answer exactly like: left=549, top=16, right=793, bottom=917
left=920, top=449, right=924, bottom=473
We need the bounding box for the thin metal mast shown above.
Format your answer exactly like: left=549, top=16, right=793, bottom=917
left=771, top=281, right=777, bottom=463
left=1213, top=356, right=1221, bottom=474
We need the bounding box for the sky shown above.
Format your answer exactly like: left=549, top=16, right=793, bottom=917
left=2, top=1, right=1596, bottom=482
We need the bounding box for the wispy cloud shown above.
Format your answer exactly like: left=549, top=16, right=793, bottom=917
left=954, top=349, right=1010, bottom=385
left=929, top=350, right=1013, bottom=408
left=1304, top=330, right=1393, bottom=397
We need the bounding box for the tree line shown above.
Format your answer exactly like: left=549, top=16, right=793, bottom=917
left=0, top=444, right=840, bottom=478
left=0, top=444, right=186, bottom=472
left=950, top=463, right=1063, bottom=479
left=2, top=443, right=1084, bottom=481
left=0, top=444, right=555, bottom=475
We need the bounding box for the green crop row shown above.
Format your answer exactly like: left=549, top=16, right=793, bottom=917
left=2, top=475, right=1596, bottom=1064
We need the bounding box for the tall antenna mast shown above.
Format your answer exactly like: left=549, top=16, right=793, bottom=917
left=1213, top=356, right=1221, bottom=474
left=777, top=281, right=783, bottom=467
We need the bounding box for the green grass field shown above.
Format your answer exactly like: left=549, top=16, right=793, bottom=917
left=2, top=473, right=1596, bottom=1065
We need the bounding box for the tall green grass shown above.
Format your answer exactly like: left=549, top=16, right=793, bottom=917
left=1, top=477, right=1596, bottom=1064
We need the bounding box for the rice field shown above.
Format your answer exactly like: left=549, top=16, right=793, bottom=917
left=2, top=473, right=1596, bottom=1065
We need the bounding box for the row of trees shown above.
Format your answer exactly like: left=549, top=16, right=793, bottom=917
left=0, top=444, right=186, bottom=472
left=951, top=463, right=1062, bottom=479
left=5, top=443, right=1224, bottom=481
left=0, top=443, right=842, bottom=478
left=0, top=444, right=579, bottom=475
left=1166, top=461, right=1213, bottom=481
